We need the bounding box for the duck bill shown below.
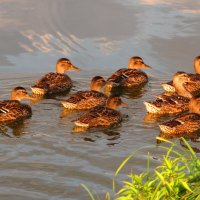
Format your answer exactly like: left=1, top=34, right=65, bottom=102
left=120, top=102, right=128, bottom=107
left=25, top=94, right=37, bottom=100
left=143, top=64, right=152, bottom=69
left=70, top=65, right=80, bottom=71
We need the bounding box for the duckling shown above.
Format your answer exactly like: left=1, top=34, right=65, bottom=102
left=144, top=94, right=189, bottom=115
left=159, top=97, right=200, bottom=134
left=73, top=95, right=127, bottom=128
left=162, top=56, right=200, bottom=93
left=31, top=58, right=79, bottom=95
left=61, top=76, right=107, bottom=110
left=105, top=56, right=152, bottom=92
left=172, top=72, right=200, bottom=98
left=0, top=87, right=32, bottom=123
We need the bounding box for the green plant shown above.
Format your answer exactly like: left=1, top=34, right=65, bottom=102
left=114, top=137, right=200, bottom=200
left=82, top=138, right=200, bottom=200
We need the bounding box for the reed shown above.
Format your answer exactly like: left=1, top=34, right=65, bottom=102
left=82, top=137, right=200, bottom=200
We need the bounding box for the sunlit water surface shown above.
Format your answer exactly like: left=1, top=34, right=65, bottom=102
left=0, top=0, right=200, bottom=199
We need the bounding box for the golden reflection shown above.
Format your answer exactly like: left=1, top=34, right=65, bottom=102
left=72, top=125, right=88, bottom=133
left=157, top=131, right=200, bottom=144
left=60, top=109, right=77, bottom=118
left=29, top=94, right=44, bottom=105
left=144, top=113, right=163, bottom=123
left=0, top=120, right=29, bottom=137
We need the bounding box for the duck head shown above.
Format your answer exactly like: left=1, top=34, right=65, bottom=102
left=128, top=56, right=152, bottom=69
left=194, top=56, right=200, bottom=74
left=11, top=87, right=32, bottom=101
left=189, top=97, right=200, bottom=114
left=106, top=95, right=127, bottom=110
left=90, top=76, right=106, bottom=91
left=172, top=72, right=192, bottom=98
left=56, top=58, right=80, bottom=74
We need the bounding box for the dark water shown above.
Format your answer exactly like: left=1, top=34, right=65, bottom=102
left=0, top=0, right=200, bottom=199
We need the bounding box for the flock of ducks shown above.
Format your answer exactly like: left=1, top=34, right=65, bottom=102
left=0, top=56, right=200, bottom=136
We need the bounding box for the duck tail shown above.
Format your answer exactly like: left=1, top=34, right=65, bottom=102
left=74, top=121, right=89, bottom=128
left=60, top=101, right=76, bottom=109
left=31, top=87, right=46, bottom=95
left=159, top=124, right=175, bottom=134
left=161, top=83, right=176, bottom=93
left=144, top=101, right=160, bottom=114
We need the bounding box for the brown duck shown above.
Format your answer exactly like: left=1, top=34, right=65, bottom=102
left=159, top=97, right=200, bottom=134
left=162, top=56, right=200, bottom=93
left=0, top=87, right=32, bottom=123
left=73, top=95, right=127, bottom=128
left=105, top=56, right=152, bottom=91
left=144, top=94, right=189, bottom=115
left=61, top=76, right=107, bottom=110
left=31, top=58, right=79, bottom=95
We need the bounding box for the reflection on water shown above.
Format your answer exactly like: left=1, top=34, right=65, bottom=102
left=1, top=0, right=200, bottom=199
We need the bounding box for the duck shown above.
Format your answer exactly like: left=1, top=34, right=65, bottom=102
left=162, top=56, right=200, bottom=93
left=158, top=97, right=200, bottom=135
left=60, top=76, right=107, bottom=110
left=31, top=58, right=79, bottom=95
left=0, top=87, right=32, bottom=123
left=105, top=56, right=152, bottom=92
left=172, top=72, right=200, bottom=98
left=73, top=95, right=127, bottom=129
left=144, top=94, right=190, bottom=115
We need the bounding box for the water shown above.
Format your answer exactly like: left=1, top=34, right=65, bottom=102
left=0, top=0, right=200, bottom=199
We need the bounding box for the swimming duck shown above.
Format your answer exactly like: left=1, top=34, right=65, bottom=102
left=158, top=97, right=200, bottom=134
left=144, top=94, right=190, bottom=115
left=0, top=87, right=32, bottom=123
left=61, top=76, right=107, bottom=110
left=105, top=56, right=152, bottom=92
left=31, top=58, right=79, bottom=95
left=162, top=56, right=200, bottom=93
left=172, top=72, right=200, bottom=98
left=73, top=95, right=127, bottom=128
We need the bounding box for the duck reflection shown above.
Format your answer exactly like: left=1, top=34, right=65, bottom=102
left=157, top=131, right=200, bottom=153
left=0, top=120, right=30, bottom=137
left=73, top=128, right=120, bottom=146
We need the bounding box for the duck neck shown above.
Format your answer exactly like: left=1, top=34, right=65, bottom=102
left=194, top=63, right=200, bottom=74
left=10, top=93, right=19, bottom=101
left=106, top=100, right=117, bottom=110
left=56, top=66, right=65, bottom=74
left=90, top=84, right=100, bottom=91
left=173, top=76, right=192, bottom=98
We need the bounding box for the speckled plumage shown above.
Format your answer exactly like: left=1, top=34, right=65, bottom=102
left=61, top=76, right=107, bottom=110
left=61, top=90, right=107, bottom=110
left=31, top=58, right=79, bottom=95
left=105, top=57, right=151, bottom=90
left=0, top=87, right=32, bottom=123
left=162, top=56, right=200, bottom=94
left=74, top=105, right=122, bottom=127
left=73, top=95, right=125, bottom=128
left=0, top=100, right=32, bottom=123
left=158, top=97, right=200, bottom=134
left=144, top=94, right=189, bottom=114
left=159, top=113, right=200, bottom=134
left=32, top=72, right=72, bottom=95
left=107, top=68, right=148, bottom=88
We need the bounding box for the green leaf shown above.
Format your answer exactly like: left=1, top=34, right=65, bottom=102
left=181, top=181, right=193, bottom=193
left=81, top=184, right=96, bottom=200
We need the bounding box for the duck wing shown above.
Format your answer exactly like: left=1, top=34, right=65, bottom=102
left=159, top=113, right=200, bottom=134
left=61, top=91, right=107, bottom=109
left=32, top=72, right=72, bottom=94
left=74, top=106, right=121, bottom=127
left=0, top=100, right=32, bottom=123
left=107, top=68, right=129, bottom=83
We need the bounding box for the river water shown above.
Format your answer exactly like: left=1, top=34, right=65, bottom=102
left=0, top=0, right=200, bottom=199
